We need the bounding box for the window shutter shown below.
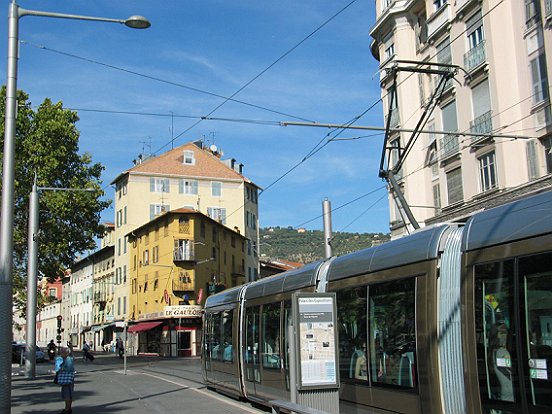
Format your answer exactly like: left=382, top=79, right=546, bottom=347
left=179, top=180, right=184, bottom=193
left=150, top=178, right=155, bottom=192
left=164, top=178, right=170, bottom=193
left=442, top=101, right=458, bottom=131
left=472, top=80, right=491, bottom=118
left=192, top=181, right=198, bottom=194
left=150, top=205, right=155, bottom=220
left=527, top=141, right=539, bottom=180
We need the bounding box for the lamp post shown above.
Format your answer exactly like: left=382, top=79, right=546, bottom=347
left=1, top=1, right=149, bottom=408
left=25, top=177, right=95, bottom=379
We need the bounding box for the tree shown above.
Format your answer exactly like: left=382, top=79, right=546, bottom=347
left=0, top=87, right=111, bottom=315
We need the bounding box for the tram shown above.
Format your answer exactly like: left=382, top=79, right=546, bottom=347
left=202, top=190, right=552, bottom=414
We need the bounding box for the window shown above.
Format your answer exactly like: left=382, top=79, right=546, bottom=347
left=471, top=80, right=492, bottom=134
left=433, top=0, right=447, bottom=10
left=446, top=167, right=464, bottom=204
left=369, top=278, right=416, bottom=388
left=245, top=306, right=261, bottom=382
left=525, top=0, right=541, bottom=29
left=211, top=181, right=222, bottom=197
left=337, top=287, right=367, bottom=383
left=117, top=238, right=121, bottom=256
left=207, top=207, right=227, bottom=224
left=150, top=178, right=170, bottom=193
left=123, top=206, right=127, bottom=225
left=433, top=183, right=441, bottom=211
left=152, top=246, right=159, bottom=263
left=527, top=141, right=539, bottom=180
left=179, top=217, right=190, bottom=233
left=415, top=13, right=428, bottom=52
left=143, top=250, right=149, bottom=266
left=49, top=288, right=57, bottom=297
left=436, top=37, right=452, bottom=65
left=478, top=151, right=497, bottom=192
left=531, top=54, right=549, bottom=104
left=183, top=150, right=195, bottom=165
left=123, top=236, right=128, bottom=254
left=261, top=303, right=281, bottom=369
left=441, top=101, right=459, bottom=157
left=179, top=179, right=198, bottom=194
left=150, top=204, right=170, bottom=220
left=383, top=33, right=395, bottom=61
left=544, top=136, right=552, bottom=173
left=123, top=265, right=127, bottom=283
left=466, top=11, right=484, bottom=50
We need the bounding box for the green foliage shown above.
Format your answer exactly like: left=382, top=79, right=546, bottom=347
left=0, top=87, right=111, bottom=313
left=259, top=227, right=390, bottom=263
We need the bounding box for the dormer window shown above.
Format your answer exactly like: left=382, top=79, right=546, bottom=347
left=183, top=150, right=195, bottom=165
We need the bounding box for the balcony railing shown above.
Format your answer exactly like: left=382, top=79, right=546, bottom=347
left=464, top=41, right=486, bottom=72
left=470, top=111, right=493, bottom=140
left=173, top=244, right=196, bottom=261
left=173, top=279, right=195, bottom=292
left=547, top=0, right=552, bottom=19
left=439, top=134, right=459, bottom=159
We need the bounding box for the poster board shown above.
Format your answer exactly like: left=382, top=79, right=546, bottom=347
left=293, top=292, right=339, bottom=390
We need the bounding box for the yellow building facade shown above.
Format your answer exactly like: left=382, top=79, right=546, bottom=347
left=126, top=208, right=245, bottom=356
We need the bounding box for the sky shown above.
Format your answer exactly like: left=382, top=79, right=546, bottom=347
left=0, top=0, right=390, bottom=235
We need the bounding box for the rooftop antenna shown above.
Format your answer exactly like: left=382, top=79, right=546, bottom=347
left=139, top=137, right=152, bottom=158
left=170, top=111, right=174, bottom=149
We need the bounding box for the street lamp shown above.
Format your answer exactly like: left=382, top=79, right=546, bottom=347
left=25, top=177, right=95, bottom=379
left=1, top=0, right=149, bottom=406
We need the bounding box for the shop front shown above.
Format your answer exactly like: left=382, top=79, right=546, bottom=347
left=128, top=305, right=202, bottom=357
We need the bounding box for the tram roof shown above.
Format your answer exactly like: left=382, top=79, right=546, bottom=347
left=204, top=284, right=247, bottom=309
left=462, top=189, right=552, bottom=252
left=326, top=224, right=450, bottom=281
left=243, top=261, right=322, bottom=300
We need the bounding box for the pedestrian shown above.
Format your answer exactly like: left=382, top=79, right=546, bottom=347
left=82, top=341, right=94, bottom=362
left=116, top=338, right=125, bottom=359
left=55, top=347, right=75, bottom=414
left=47, top=339, right=57, bottom=361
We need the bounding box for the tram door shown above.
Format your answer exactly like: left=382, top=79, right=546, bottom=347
left=474, top=252, right=552, bottom=414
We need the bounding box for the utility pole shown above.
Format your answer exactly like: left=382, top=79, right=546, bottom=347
left=323, top=199, right=333, bottom=259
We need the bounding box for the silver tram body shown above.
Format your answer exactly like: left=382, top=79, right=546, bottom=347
left=202, top=190, right=552, bottom=414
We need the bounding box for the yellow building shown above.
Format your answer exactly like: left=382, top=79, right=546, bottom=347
left=126, top=208, right=245, bottom=357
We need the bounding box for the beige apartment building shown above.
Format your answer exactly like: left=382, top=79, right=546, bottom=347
left=371, top=0, right=552, bottom=237
left=109, top=140, right=260, bottom=326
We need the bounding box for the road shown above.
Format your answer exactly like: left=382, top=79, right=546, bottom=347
left=11, top=352, right=268, bottom=414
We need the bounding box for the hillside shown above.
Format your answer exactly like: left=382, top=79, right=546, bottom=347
left=258, top=227, right=390, bottom=264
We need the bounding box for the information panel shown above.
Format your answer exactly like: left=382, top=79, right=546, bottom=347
left=293, top=293, right=339, bottom=389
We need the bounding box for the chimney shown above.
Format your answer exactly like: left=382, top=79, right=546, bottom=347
left=239, top=163, right=244, bottom=175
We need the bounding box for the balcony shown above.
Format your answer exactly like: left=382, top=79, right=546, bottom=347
left=173, top=271, right=195, bottom=292
left=464, top=41, right=486, bottom=73
left=439, top=134, right=459, bottom=159
left=173, top=244, right=196, bottom=262
left=427, top=3, right=452, bottom=42
left=547, top=0, right=552, bottom=20
left=470, top=111, right=493, bottom=142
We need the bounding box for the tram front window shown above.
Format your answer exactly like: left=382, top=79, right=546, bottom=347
left=520, top=253, right=552, bottom=408
left=475, top=252, right=552, bottom=413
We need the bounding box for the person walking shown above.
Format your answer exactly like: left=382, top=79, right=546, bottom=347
left=55, top=347, right=75, bottom=414
left=116, top=338, right=125, bottom=359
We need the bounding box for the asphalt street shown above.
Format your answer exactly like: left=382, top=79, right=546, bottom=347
left=11, top=352, right=269, bottom=414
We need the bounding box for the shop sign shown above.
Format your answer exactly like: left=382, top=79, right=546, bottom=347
left=164, top=305, right=203, bottom=318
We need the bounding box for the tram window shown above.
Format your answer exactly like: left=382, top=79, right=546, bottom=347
left=474, top=260, right=516, bottom=404
left=221, top=310, right=233, bottom=363
left=336, top=287, right=367, bottom=384
left=203, top=313, right=214, bottom=367
left=283, top=300, right=292, bottom=390
left=245, top=306, right=261, bottom=382
left=262, top=302, right=281, bottom=370
left=520, top=252, right=552, bottom=408
left=369, top=278, right=416, bottom=389
left=211, top=312, right=222, bottom=361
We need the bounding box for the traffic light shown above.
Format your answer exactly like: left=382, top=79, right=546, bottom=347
left=56, top=315, right=63, bottom=342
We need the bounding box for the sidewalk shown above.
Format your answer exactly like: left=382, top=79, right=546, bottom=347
left=11, top=353, right=266, bottom=414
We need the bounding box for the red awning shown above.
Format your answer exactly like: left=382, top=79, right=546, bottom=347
left=127, top=321, right=163, bottom=333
